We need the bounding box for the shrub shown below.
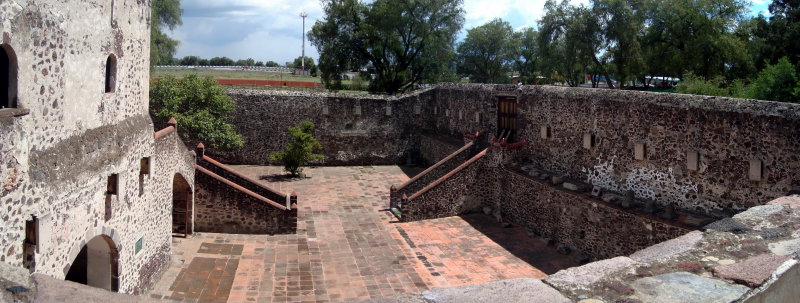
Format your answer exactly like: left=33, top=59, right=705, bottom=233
left=150, top=75, right=244, bottom=150
left=747, top=57, right=799, bottom=103
left=675, top=73, right=730, bottom=97
left=270, top=121, right=324, bottom=176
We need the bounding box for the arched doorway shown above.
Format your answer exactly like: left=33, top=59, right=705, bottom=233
left=172, top=173, right=192, bottom=237
left=65, top=235, right=119, bottom=291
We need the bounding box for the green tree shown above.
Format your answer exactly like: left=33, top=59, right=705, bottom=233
left=748, top=57, right=800, bottom=102
left=264, top=61, right=280, bottom=67
left=270, top=121, right=324, bottom=177
left=641, top=0, right=748, bottom=81
left=752, top=0, right=800, bottom=68
left=289, top=56, right=319, bottom=76
left=149, top=75, right=244, bottom=150
left=151, top=0, right=182, bottom=66
left=209, top=57, right=235, bottom=66
left=309, top=0, right=465, bottom=94
left=235, top=58, right=256, bottom=66
left=457, top=19, right=514, bottom=83
left=178, top=56, right=200, bottom=66
left=539, top=1, right=599, bottom=87
left=592, top=0, right=646, bottom=89
left=510, top=28, right=540, bottom=84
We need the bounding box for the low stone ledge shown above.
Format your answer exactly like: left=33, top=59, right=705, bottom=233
left=629, top=272, right=749, bottom=303
left=733, top=205, right=785, bottom=222
left=422, top=278, right=570, bottom=303
left=545, top=257, right=638, bottom=291
left=766, top=195, right=800, bottom=209
left=712, top=254, right=792, bottom=287
left=630, top=231, right=704, bottom=263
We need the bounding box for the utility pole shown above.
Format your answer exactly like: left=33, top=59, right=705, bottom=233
left=300, top=11, right=308, bottom=71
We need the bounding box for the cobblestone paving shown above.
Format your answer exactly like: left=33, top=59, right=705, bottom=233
left=149, top=166, right=578, bottom=303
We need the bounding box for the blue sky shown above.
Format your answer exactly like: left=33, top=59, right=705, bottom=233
left=170, top=0, right=771, bottom=65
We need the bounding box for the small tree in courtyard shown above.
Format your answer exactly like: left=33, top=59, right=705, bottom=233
left=270, top=121, right=324, bottom=177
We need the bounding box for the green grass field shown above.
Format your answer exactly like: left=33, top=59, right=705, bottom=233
left=151, top=68, right=322, bottom=82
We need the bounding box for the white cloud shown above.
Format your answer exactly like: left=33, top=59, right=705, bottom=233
left=172, top=0, right=322, bottom=63
left=463, top=0, right=513, bottom=28
left=171, top=0, right=762, bottom=62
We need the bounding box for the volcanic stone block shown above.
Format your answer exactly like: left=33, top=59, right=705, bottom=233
left=712, top=254, right=791, bottom=287
left=630, top=231, right=703, bottom=263
left=422, top=278, right=570, bottom=303
left=545, top=257, right=637, bottom=290
left=630, top=272, right=749, bottom=303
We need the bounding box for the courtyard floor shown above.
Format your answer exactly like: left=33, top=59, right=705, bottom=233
left=148, top=165, right=579, bottom=303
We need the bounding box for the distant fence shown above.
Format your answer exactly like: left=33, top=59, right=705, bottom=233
left=215, top=78, right=319, bottom=89
left=156, top=65, right=296, bottom=73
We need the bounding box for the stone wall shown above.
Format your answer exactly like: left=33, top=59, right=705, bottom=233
left=428, top=84, right=800, bottom=217
left=399, top=149, right=488, bottom=221
left=211, top=88, right=438, bottom=166
left=0, top=0, right=189, bottom=294
left=194, top=166, right=297, bottom=234
left=497, top=168, right=691, bottom=260
left=418, top=133, right=464, bottom=166
left=513, top=86, right=800, bottom=216
left=391, top=141, right=476, bottom=211
left=197, top=154, right=286, bottom=204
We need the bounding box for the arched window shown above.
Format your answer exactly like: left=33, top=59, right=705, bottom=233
left=1, top=44, right=18, bottom=108
left=105, top=54, right=117, bottom=93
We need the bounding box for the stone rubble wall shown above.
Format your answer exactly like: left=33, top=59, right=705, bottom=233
left=212, top=88, right=438, bottom=166
left=496, top=168, right=690, bottom=261
left=417, top=133, right=464, bottom=166
left=390, top=141, right=476, bottom=211
left=514, top=86, right=800, bottom=216
left=429, top=84, right=800, bottom=217
left=194, top=167, right=297, bottom=234
left=385, top=197, right=800, bottom=303
left=197, top=155, right=287, bottom=204
left=399, top=149, right=488, bottom=221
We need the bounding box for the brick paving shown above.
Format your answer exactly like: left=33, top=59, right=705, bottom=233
left=149, top=166, right=579, bottom=303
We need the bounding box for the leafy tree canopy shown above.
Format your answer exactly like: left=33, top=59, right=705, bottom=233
left=288, top=56, right=319, bottom=76
left=151, top=0, right=182, bottom=66
left=149, top=75, right=244, bottom=150
left=456, top=19, right=514, bottom=83
left=310, top=0, right=465, bottom=94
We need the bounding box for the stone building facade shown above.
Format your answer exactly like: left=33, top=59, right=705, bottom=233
left=1, top=0, right=194, bottom=295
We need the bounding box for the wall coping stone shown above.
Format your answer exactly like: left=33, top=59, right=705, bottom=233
left=545, top=256, right=638, bottom=291
left=630, top=231, right=704, bottom=263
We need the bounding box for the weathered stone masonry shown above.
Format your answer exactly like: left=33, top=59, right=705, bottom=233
left=1, top=0, right=194, bottom=295
left=215, top=88, right=439, bottom=165
left=194, top=147, right=297, bottom=235
left=227, top=83, right=799, bottom=219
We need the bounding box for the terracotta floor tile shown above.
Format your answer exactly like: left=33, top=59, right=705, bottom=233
left=149, top=166, right=579, bottom=302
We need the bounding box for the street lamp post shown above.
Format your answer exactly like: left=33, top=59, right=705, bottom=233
left=300, top=11, right=308, bottom=72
